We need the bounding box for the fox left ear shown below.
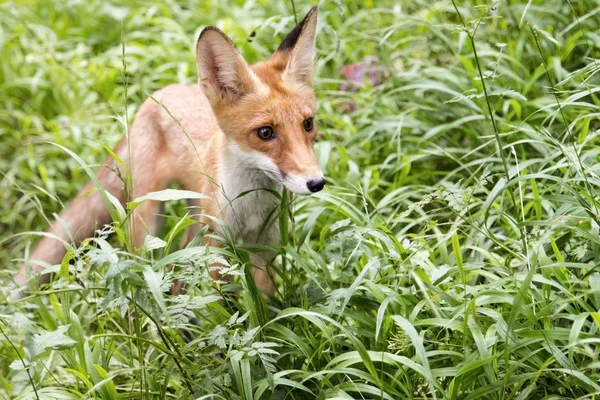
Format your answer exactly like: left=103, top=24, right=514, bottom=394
left=196, top=27, right=258, bottom=104
left=277, top=6, right=319, bottom=86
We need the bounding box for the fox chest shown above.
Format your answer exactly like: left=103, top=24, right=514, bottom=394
left=218, top=173, right=281, bottom=245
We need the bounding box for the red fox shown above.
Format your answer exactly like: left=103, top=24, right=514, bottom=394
left=13, top=7, right=323, bottom=297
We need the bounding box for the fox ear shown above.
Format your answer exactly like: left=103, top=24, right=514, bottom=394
left=277, top=6, right=319, bottom=85
left=196, top=27, right=257, bottom=103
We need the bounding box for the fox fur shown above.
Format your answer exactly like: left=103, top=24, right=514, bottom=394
left=13, top=7, right=323, bottom=297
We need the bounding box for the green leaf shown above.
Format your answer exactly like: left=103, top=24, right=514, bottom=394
left=29, top=325, right=76, bottom=359
left=144, top=235, right=167, bottom=251
left=143, top=267, right=167, bottom=312
left=128, top=189, right=210, bottom=210
left=391, top=315, right=436, bottom=397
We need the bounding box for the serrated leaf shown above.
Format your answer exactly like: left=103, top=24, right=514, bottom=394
left=144, top=235, right=167, bottom=251
left=9, top=359, right=30, bottom=371
left=29, top=325, right=76, bottom=359
left=143, top=267, right=167, bottom=312
left=228, top=311, right=240, bottom=326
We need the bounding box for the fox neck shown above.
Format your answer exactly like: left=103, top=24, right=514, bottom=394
left=216, top=136, right=282, bottom=242
left=219, top=139, right=282, bottom=197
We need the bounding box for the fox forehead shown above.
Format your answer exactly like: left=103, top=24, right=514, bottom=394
left=242, top=96, right=315, bottom=129
left=247, top=60, right=317, bottom=118
left=236, top=95, right=316, bottom=132
left=211, top=59, right=317, bottom=136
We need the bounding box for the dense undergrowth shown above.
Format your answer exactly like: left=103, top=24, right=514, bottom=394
left=1, top=0, right=600, bottom=399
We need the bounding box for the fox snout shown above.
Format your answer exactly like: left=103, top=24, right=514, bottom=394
left=307, top=177, right=326, bottom=193
left=279, top=167, right=325, bottom=196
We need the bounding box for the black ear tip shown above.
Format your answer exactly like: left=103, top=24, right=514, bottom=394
left=301, top=6, right=319, bottom=25
left=277, top=6, right=319, bottom=52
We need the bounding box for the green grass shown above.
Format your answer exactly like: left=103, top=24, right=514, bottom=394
left=1, top=0, right=600, bottom=398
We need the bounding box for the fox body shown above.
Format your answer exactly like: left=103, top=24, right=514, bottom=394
left=13, top=7, right=323, bottom=296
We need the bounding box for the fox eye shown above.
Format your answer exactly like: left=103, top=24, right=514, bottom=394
left=303, top=117, right=314, bottom=132
left=256, top=126, right=275, bottom=141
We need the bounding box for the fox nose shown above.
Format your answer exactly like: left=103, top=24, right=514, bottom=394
left=307, top=178, right=326, bottom=193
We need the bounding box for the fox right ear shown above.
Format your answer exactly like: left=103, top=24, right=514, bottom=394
left=196, top=27, right=258, bottom=103
left=277, top=6, right=319, bottom=86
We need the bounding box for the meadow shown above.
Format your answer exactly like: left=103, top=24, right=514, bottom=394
left=1, top=0, right=600, bottom=398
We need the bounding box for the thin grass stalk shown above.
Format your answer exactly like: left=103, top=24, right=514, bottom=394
left=0, top=322, right=40, bottom=400
left=126, top=297, right=195, bottom=394
left=528, top=23, right=600, bottom=221
left=450, top=3, right=533, bottom=396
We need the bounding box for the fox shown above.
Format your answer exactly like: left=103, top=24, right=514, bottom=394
left=12, top=6, right=324, bottom=298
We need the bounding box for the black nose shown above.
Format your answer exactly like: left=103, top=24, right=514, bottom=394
left=307, top=178, right=326, bottom=193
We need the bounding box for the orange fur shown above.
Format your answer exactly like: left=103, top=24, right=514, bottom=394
left=13, top=7, right=323, bottom=298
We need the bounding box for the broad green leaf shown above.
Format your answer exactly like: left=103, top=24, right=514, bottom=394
left=128, top=189, right=210, bottom=210
left=29, top=325, right=76, bottom=359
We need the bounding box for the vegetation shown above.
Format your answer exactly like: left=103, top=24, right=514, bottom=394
left=1, top=0, right=600, bottom=398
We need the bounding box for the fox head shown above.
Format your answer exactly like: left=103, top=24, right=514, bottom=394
left=196, top=7, right=325, bottom=195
